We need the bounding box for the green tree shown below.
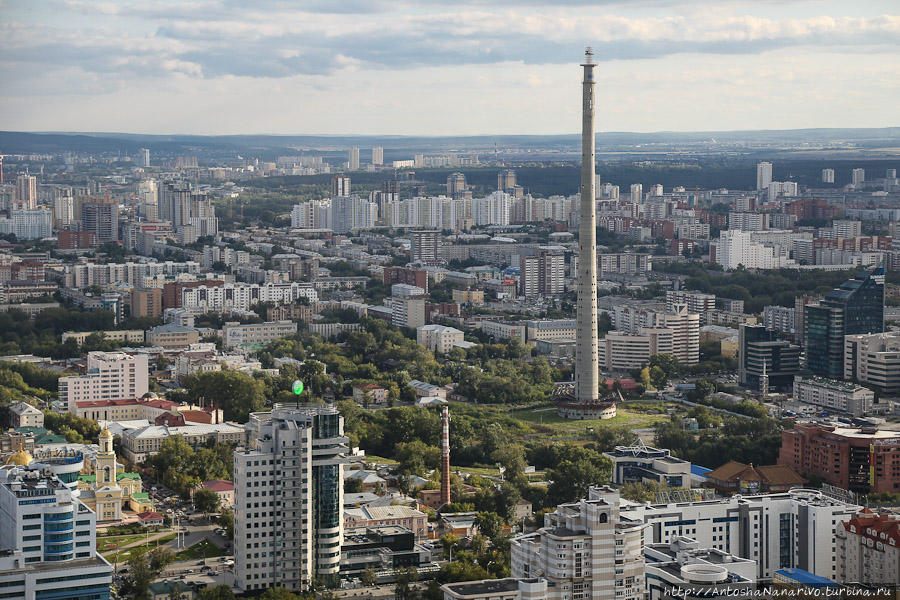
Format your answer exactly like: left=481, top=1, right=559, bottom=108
left=122, top=553, right=154, bottom=600
left=361, top=566, right=378, bottom=587
left=147, top=546, right=175, bottom=573
left=260, top=588, right=301, bottom=600
left=394, top=566, right=419, bottom=600
left=193, top=487, right=221, bottom=518
left=183, top=370, right=266, bottom=422
left=649, top=365, right=668, bottom=390
left=547, top=445, right=613, bottom=506
left=197, top=585, right=237, bottom=600
left=345, top=477, right=364, bottom=493
left=649, top=354, right=681, bottom=378
left=219, top=509, right=234, bottom=538
left=474, top=511, right=504, bottom=542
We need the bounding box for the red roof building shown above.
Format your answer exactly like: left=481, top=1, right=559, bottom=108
left=836, top=511, right=900, bottom=585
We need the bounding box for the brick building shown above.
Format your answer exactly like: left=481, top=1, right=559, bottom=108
left=780, top=423, right=900, bottom=494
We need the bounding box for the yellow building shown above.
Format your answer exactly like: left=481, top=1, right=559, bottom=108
left=77, top=429, right=151, bottom=521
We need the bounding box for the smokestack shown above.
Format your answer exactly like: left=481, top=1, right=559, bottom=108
left=441, top=405, right=450, bottom=506
left=576, top=47, right=600, bottom=405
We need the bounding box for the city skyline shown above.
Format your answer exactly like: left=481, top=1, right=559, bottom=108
left=2, top=0, right=899, bottom=135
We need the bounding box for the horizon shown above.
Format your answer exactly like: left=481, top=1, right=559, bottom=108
left=2, top=0, right=899, bottom=135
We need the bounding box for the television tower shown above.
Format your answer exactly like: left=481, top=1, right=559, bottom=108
left=441, top=405, right=451, bottom=506
left=575, top=47, right=600, bottom=405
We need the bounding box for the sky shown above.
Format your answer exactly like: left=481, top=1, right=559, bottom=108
left=1, top=0, right=899, bottom=136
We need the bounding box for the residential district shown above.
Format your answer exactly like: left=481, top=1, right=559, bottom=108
left=0, top=133, right=899, bottom=600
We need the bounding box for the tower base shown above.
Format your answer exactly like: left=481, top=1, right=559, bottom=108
left=552, top=383, right=617, bottom=420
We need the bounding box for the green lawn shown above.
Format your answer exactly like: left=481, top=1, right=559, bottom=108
left=174, top=539, right=225, bottom=561
left=102, top=533, right=177, bottom=563
left=96, top=534, right=146, bottom=553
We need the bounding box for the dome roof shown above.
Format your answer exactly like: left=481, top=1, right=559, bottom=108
left=6, top=450, right=33, bottom=466
left=100, top=428, right=112, bottom=438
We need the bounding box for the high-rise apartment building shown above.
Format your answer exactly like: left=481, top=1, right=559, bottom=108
left=613, top=304, right=700, bottom=365
left=139, top=148, right=151, bottom=167
left=371, top=147, right=383, bottom=166
left=511, top=489, right=645, bottom=600
left=805, top=268, right=884, bottom=378
left=630, top=183, right=642, bottom=204
left=130, top=288, right=163, bottom=318
left=446, top=172, right=467, bottom=198
left=756, top=162, right=773, bottom=191
left=0, top=464, right=113, bottom=599
left=410, top=230, right=441, bottom=263
left=821, top=168, right=834, bottom=184
left=472, top=191, right=512, bottom=226
left=851, top=168, right=865, bottom=187
left=331, top=175, right=351, bottom=197
left=666, top=290, right=715, bottom=315
left=52, top=193, right=75, bottom=228
left=15, top=174, right=37, bottom=209
left=330, top=195, right=376, bottom=233
left=348, top=147, right=360, bottom=171
left=158, top=180, right=218, bottom=242
left=234, top=404, right=350, bottom=593
left=80, top=198, right=119, bottom=243
left=498, top=169, right=516, bottom=191
left=519, top=252, right=564, bottom=297
left=0, top=208, right=52, bottom=240
left=59, top=352, right=150, bottom=412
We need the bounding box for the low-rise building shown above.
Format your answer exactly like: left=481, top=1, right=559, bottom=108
left=120, top=422, right=245, bottom=463
left=703, top=460, right=806, bottom=494
left=8, top=402, right=43, bottom=428
left=604, top=444, right=692, bottom=487
left=451, top=288, right=484, bottom=304
left=61, top=329, right=146, bottom=346
left=525, top=319, right=576, bottom=343
left=480, top=321, right=526, bottom=343
left=645, top=537, right=755, bottom=600
left=196, top=480, right=235, bottom=509
left=344, top=505, right=427, bottom=537
left=221, top=320, right=297, bottom=349
left=792, top=375, right=875, bottom=417
left=352, top=383, right=389, bottom=407
left=145, top=323, right=201, bottom=349
left=441, top=578, right=549, bottom=600
left=417, top=324, right=465, bottom=353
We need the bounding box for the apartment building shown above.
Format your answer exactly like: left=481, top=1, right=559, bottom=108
left=598, top=253, right=652, bottom=277
left=612, top=304, right=699, bottom=365
left=836, top=511, right=900, bottom=586
left=599, top=328, right=674, bottom=372
left=222, top=320, right=298, bottom=349
left=511, top=489, right=645, bottom=600
left=59, top=352, right=149, bottom=413
left=645, top=537, right=756, bottom=600
left=181, top=282, right=317, bottom=312
left=234, top=405, right=350, bottom=593
left=665, top=290, right=715, bottom=315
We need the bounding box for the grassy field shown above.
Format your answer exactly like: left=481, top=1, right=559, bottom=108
left=508, top=403, right=671, bottom=438
left=175, top=539, right=225, bottom=561
left=102, top=533, right=177, bottom=563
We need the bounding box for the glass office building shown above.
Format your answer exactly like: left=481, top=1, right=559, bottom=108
left=805, top=268, right=884, bottom=378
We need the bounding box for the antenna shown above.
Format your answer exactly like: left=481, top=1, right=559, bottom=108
left=584, top=46, right=594, bottom=64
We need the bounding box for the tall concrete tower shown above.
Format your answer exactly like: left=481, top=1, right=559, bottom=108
left=440, top=405, right=451, bottom=506
left=576, top=48, right=600, bottom=405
